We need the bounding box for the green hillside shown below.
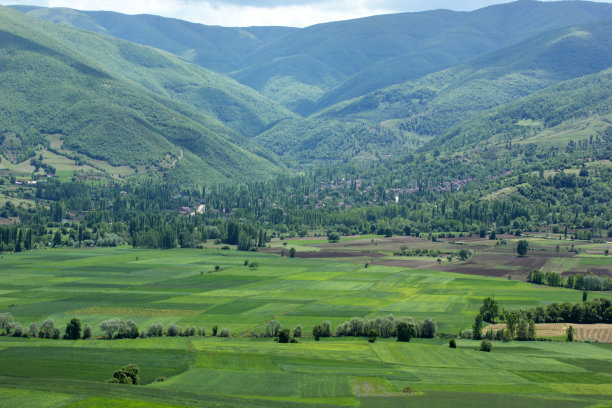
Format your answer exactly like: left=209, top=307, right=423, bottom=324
left=0, top=6, right=283, bottom=183
left=315, top=0, right=612, bottom=110
left=8, top=6, right=295, bottom=139
left=238, top=0, right=612, bottom=112
left=10, top=5, right=297, bottom=73
left=253, top=118, right=415, bottom=165
left=321, top=18, right=612, bottom=134
left=15, top=1, right=612, bottom=114
left=433, top=68, right=612, bottom=152
left=253, top=18, right=611, bottom=165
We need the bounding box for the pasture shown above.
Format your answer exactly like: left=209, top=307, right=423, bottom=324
left=0, top=247, right=611, bottom=407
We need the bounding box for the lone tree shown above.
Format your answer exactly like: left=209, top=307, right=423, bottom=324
left=327, top=231, right=340, bottom=243
left=516, top=240, right=529, bottom=257
left=566, top=325, right=575, bottom=342
left=108, top=364, right=139, bottom=385
left=289, top=247, right=296, bottom=258
left=278, top=328, right=291, bottom=344
left=64, top=318, right=82, bottom=340
left=458, top=248, right=472, bottom=261
left=480, top=339, right=492, bottom=352
left=472, top=314, right=483, bottom=340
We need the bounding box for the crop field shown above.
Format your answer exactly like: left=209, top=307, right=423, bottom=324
left=485, top=323, right=612, bottom=343
left=274, top=235, right=612, bottom=280
left=0, top=247, right=611, bottom=407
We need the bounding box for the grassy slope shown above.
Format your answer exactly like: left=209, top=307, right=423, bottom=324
left=0, top=6, right=284, bottom=182
left=0, top=247, right=610, bottom=407
left=316, top=0, right=612, bottom=110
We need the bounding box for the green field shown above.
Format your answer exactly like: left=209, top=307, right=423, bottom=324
left=0, top=248, right=611, bottom=407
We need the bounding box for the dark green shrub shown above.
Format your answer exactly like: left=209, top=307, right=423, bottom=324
left=480, top=340, right=492, bottom=352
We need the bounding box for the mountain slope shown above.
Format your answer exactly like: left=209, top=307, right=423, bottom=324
left=15, top=1, right=612, bottom=115
left=9, top=6, right=295, bottom=139
left=254, top=18, right=612, bottom=165
left=0, top=6, right=283, bottom=182
left=432, top=68, right=612, bottom=152
left=315, top=0, right=612, bottom=110
left=235, top=0, right=612, bottom=112
left=10, top=5, right=297, bottom=73
left=320, top=18, right=612, bottom=136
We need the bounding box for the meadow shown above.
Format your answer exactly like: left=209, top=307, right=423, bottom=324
left=0, top=246, right=611, bottom=407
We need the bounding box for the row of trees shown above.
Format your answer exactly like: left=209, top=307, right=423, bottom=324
left=0, top=314, right=93, bottom=340
left=0, top=314, right=232, bottom=340
left=262, top=316, right=438, bottom=342
left=527, top=270, right=612, bottom=291
left=503, top=298, right=612, bottom=325
left=307, top=315, right=437, bottom=341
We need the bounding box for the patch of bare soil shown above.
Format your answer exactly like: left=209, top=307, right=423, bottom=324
left=374, top=259, right=436, bottom=268
left=259, top=247, right=384, bottom=259
left=0, top=217, right=18, bottom=225
left=296, top=251, right=385, bottom=259
left=585, top=268, right=612, bottom=277
left=505, top=256, right=547, bottom=269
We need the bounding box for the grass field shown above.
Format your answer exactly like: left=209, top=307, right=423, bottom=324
left=0, top=247, right=611, bottom=407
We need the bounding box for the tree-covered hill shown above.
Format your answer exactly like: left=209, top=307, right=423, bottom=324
left=251, top=17, right=611, bottom=165
left=14, top=1, right=612, bottom=114
left=6, top=6, right=295, bottom=140
left=0, top=6, right=284, bottom=182
left=9, top=5, right=297, bottom=73
left=320, top=18, right=612, bottom=135
left=432, top=68, right=612, bottom=153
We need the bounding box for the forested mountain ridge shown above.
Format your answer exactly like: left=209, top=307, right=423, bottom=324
left=0, top=6, right=285, bottom=182
left=253, top=18, right=612, bottom=165
left=432, top=68, right=612, bottom=152
left=319, top=18, right=612, bottom=134
left=9, top=5, right=297, bottom=73
left=14, top=1, right=612, bottom=114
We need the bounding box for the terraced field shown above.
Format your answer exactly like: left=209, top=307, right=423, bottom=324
left=0, top=247, right=611, bottom=407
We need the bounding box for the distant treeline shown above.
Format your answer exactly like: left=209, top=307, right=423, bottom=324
left=527, top=270, right=612, bottom=291
left=1, top=136, right=611, bottom=254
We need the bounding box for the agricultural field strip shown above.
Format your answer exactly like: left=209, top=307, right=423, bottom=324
left=1, top=248, right=612, bottom=406
left=2, top=248, right=611, bottom=334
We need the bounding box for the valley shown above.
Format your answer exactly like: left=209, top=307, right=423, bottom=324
left=1, top=0, right=612, bottom=406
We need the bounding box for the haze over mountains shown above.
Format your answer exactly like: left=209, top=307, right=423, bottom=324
left=2, top=1, right=612, bottom=181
